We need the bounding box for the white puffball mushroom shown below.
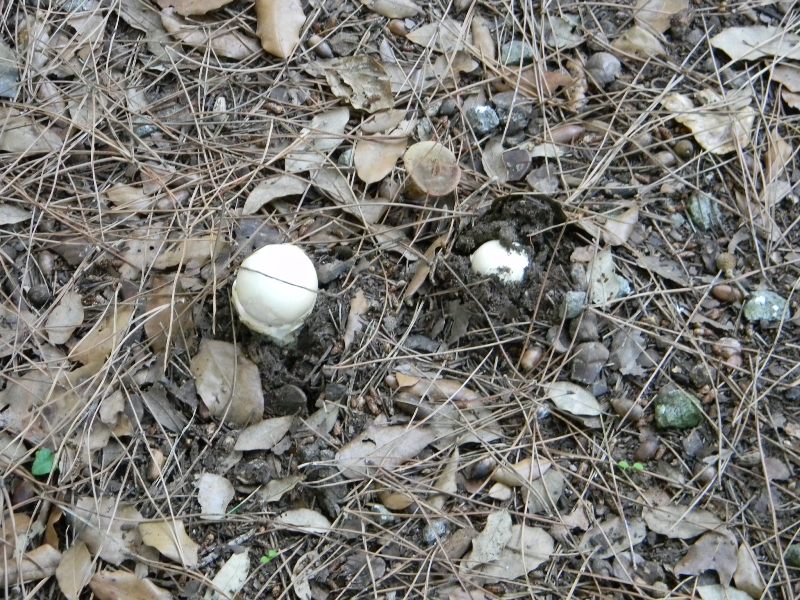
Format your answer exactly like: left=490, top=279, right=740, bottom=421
left=232, top=244, right=318, bottom=344
left=470, top=240, right=529, bottom=284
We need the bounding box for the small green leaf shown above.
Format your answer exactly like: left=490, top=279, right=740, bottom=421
left=617, top=460, right=630, bottom=471
left=632, top=462, right=645, bottom=472
left=260, top=549, right=279, bottom=565
left=32, top=448, right=55, bottom=476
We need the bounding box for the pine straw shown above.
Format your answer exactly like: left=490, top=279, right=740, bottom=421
left=1, top=0, right=798, bottom=599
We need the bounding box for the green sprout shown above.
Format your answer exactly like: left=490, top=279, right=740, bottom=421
left=617, top=460, right=631, bottom=471
left=32, top=448, right=55, bottom=476
left=260, top=550, right=279, bottom=565
left=617, top=459, right=645, bottom=473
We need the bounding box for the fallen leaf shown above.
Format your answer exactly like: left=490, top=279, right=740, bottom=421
left=464, top=522, right=554, bottom=581
left=0, top=543, right=61, bottom=584
left=585, top=247, right=624, bottom=305
left=73, top=496, right=143, bottom=565
left=0, top=106, right=63, bottom=153
left=360, top=0, right=420, bottom=18
left=325, top=56, right=393, bottom=113
left=578, top=516, right=647, bottom=559
left=643, top=502, right=725, bottom=539
left=258, top=475, right=303, bottom=504
left=255, top=0, right=305, bottom=59
left=782, top=90, right=800, bottom=109
left=634, top=0, right=689, bottom=34
left=116, top=1, right=172, bottom=60
left=139, top=520, right=199, bottom=567
left=335, top=421, right=437, bottom=479
left=765, top=129, right=792, bottom=181
left=464, top=510, right=512, bottom=566
left=471, top=15, right=495, bottom=63
left=697, top=584, right=754, bottom=600
left=406, top=18, right=470, bottom=54
left=360, top=109, right=407, bottom=134
left=544, top=381, right=602, bottom=416
left=0, top=40, right=19, bottom=99
left=491, top=457, right=552, bottom=487
left=542, top=14, right=583, bottom=49
left=197, top=473, right=235, bottom=520
left=143, top=275, right=196, bottom=353
left=69, top=304, right=135, bottom=365
left=56, top=541, right=93, bottom=600
left=354, top=134, right=407, bottom=184
left=204, top=552, right=249, bottom=600
left=0, top=203, right=32, bottom=225
left=190, top=339, right=264, bottom=426
left=601, top=205, right=639, bottom=245
left=90, top=570, right=173, bottom=600
left=105, top=184, right=153, bottom=213
left=234, top=415, right=294, bottom=451
left=285, top=107, right=350, bottom=173
left=156, top=0, right=235, bottom=16
left=634, top=252, right=690, bottom=286
left=343, top=289, right=370, bottom=350
left=674, top=532, right=737, bottom=587
left=734, top=543, right=766, bottom=598
left=402, top=235, right=446, bottom=300
left=242, top=174, right=308, bottom=214
left=710, top=26, right=800, bottom=62
left=46, top=291, right=84, bottom=345
left=311, top=167, right=385, bottom=223
left=160, top=7, right=260, bottom=59
left=522, top=470, right=566, bottom=514
left=612, top=25, right=667, bottom=57
left=772, top=64, right=800, bottom=92
left=275, top=509, right=331, bottom=534
left=661, top=89, right=755, bottom=154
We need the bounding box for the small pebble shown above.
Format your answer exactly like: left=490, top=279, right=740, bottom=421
left=520, top=346, right=544, bottom=372
left=570, top=341, right=609, bottom=384
left=500, top=40, right=535, bottom=66
left=26, top=284, right=50, bottom=308
left=653, top=150, right=676, bottom=168
left=502, top=148, right=531, bottom=181
left=438, top=98, right=457, bottom=117
left=492, top=92, right=533, bottom=134
left=422, top=519, right=449, bottom=546
left=743, top=290, right=791, bottom=323
left=562, top=290, right=587, bottom=319
left=465, top=105, right=499, bottom=135
left=654, top=387, right=704, bottom=429
left=673, top=139, right=694, bottom=160
left=687, top=191, right=721, bottom=230
left=586, top=52, right=621, bottom=85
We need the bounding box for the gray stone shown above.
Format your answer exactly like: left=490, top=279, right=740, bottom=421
left=0, top=41, right=18, bottom=99
left=500, top=40, right=535, bottom=66
left=502, top=148, right=531, bottom=181
left=687, top=191, right=721, bottom=230
left=744, top=290, right=791, bottom=322
left=654, top=387, right=704, bottom=430
left=562, top=291, right=587, bottom=319
left=465, top=105, right=499, bottom=135
left=492, top=92, right=532, bottom=133
left=570, top=341, right=609, bottom=384
left=586, top=52, right=621, bottom=86
left=438, top=98, right=457, bottom=116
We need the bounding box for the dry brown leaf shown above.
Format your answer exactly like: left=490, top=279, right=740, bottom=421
left=325, top=56, right=393, bottom=113
left=696, top=585, right=754, bottom=600
left=190, top=339, right=264, bottom=426
left=152, top=234, right=221, bottom=269
left=144, top=276, right=196, bottom=353
left=361, top=109, right=406, bottom=134
left=255, top=0, right=305, bottom=59
left=160, top=7, right=260, bottom=59
left=105, top=184, right=153, bottom=213
left=612, top=25, right=667, bottom=57
left=197, top=473, right=235, bottom=520
left=578, top=516, right=647, bottom=559
left=139, top=520, right=199, bottom=567
left=90, top=570, right=173, bottom=600
left=634, top=0, right=688, bottom=34
left=772, top=64, right=800, bottom=92
left=69, top=304, right=135, bottom=366
left=343, top=289, right=369, bottom=350
left=46, top=291, right=84, bottom=345
left=402, top=234, right=446, bottom=300
left=710, top=26, right=800, bottom=62
left=335, top=420, right=437, bottom=479
left=205, top=552, right=249, bottom=600
left=734, top=543, right=766, bottom=598
left=0, top=203, right=32, bottom=225
left=259, top=475, right=303, bottom=504
left=661, top=89, right=754, bottom=154
left=275, top=509, right=331, bottom=534
left=0, top=106, right=63, bottom=153
left=471, top=15, right=495, bottom=63
left=494, top=67, right=572, bottom=99
left=56, top=541, right=93, bottom=600
left=406, top=18, right=470, bottom=54
left=116, top=2, right=171, bottom=60
left=311, top=167, right=386, bottom=223
left=674, top=532, right=737, bottom=587
left=464, top=510, right=512, bottom=566
left=156, top=0, right=235, bottom=16
left=354, top=134, right=407, bottom=184
left=765, top=129, right=793, bottom=181
left=643, top=502, right=725, bottom=539
left=73, top=496, right=143, bottom=565
left=360, top=0, right=420, bottom=18
left=285, top=106, right=350, bottom=173
left=242, top=174, right=308, bottom=214
left=0, top=543, right=61, bottom=585
left=393, top=369, right=479, bottom=402
left=491, top=457, right=552, bottom=487
left=782, top=90, right=800, bottom=109
left=234, top=415, right=294, bottom=451
left=601, top=205, right=639, bottom=246
left=544, top=381, right=602, bottom=416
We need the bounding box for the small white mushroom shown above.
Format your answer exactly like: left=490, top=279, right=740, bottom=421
left=470, top=240, right=529, bottom=284
left=232, top=244, right=318, bottom=344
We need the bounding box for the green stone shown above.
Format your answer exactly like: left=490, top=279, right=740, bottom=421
left=743, top=291, right=790, bottom=323
left=786, top=544, right=800, bottom=568
left=687, top=192, right=721, bottom=230
left=654, top=387, right=704, bottom=429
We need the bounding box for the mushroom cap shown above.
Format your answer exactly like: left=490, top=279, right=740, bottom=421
left=470, top=240, right=529, bottom=284
left=232, top=244, right=318, bottom=343
left=403, top=141, right=461, bottom=196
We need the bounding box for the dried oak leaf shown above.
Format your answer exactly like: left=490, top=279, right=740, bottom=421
left=255, top=0, right=305, bottom=59
left=360, top=0, right=420, bottom=18
left=156, top=0, right=235, bottom=16
left=90, top=570, right=172, bottom=600
left=160, top=7, right=260, bottom=59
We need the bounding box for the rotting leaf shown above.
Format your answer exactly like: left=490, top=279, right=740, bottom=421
left=255, top=0, right=305, bottom=59
left=335, top=420, right=438, bottom=479
left=190, top=339, right=264, bottom=426
left=242, top=174, right=308, bottom=215
left=0, top=106, right=63, bottom=153
left=734, top=543, right=766, bottom=598
left=325, top=56, right=393, bottom=113
left=275, top=509, right=331, bottom=535
left=46, top=291, right=84, bottom=345
left=73, top=496, right=143, bottom=566
left=156, top=0, right=235, bottom=16
left=674, top=531, right=737, bottom=587
left=234, top=415, right=294, bottom=451
left=139, top=520, right=199, bottom=568
left=197, top=473, right=235, bottom=520
left=710, top=26, right=800, bottom=62
left=90, top=570, right=172, bottom=600
left=70, top=304, right=135, bottom=366
left=160, top=7, right=260, bottom=60
left=0, top=543, right=61, bottom=585
left=544, top=381, right=602, bottom=416
left=643, top=502, right=725, bottom=539
left=464, top=510, right=512, bottom=566
left=354, top=134, right=407, bottom=184
left=578, top=515, right=647, bottom=559
left=360, top=0, right=420, bottom=18
left=56, top=541, right=93, bottom=600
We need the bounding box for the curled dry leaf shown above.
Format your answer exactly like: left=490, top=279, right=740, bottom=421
left=190, top=339, right=264, bottom=426
left=612, top=25, right=667, bottom=57
left=0, top=107, right=63, bottom=153
left=139, top=520, right=199, bottom=568
left=46, top=291, right=84, bottom=345
left=259, top=475, right=303, bottom=504
left=634, top=0, right=689, bottom=34
left=105, top=184, right=153, bottom=213
left=642, top=502, right=725, bottom=539
left=0, top=543, right=61, bottom=585
left=403, top=141, right=461, bottom=196
left=156, top=0, right=235, bottom=16
left=160, top=8, right=260, bottom=60
left=312, top=167, right=386, bottom=224
left=242, top=174, right=308, bottom=214
left=73, top=496, right=143, bottom=565
left=710, top=26, right=800, bottom=62
left=90, top=570, right=172, bottom=600
left=69, top=304, right=135, bottom=366
left=285, top=106, right=350, bottom=174
left=204, top=552, right=249, bottom=600
left=354, top=134, right=407, bottom=184
left=325, top=56, right=393, bottom=113
left=197, top=473, right=235, bottom=520
left=360, top=0, right=420, bottom=18
left=491, top=457, right=552, bottom=487
left=772, top=64, right=800, bottom=92
left=234, top=415, right=294, bottom=451
left=343, top=289, right=369, bottom=350
left=56, top=541, right=93, bottom=600
left=544, top=381, right=602, bottom=416
left=406, top=18, right=470, bottom=54
left=275, top=509, right=331, bottom=534
left=674, top=532, right=737, bottom=587
left=255, top=0, right=305, bottom=59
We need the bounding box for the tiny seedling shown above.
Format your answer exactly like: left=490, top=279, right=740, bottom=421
left=32, top=448, right=55, bottom=476
left=617, top=460, right=645, bottom=472
left=260, top=549, right=279, bottom=564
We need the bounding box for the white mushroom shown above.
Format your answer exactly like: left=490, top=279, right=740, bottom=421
left=470, top=240, right=529, bottom=284
left=232, top=244, right=318, bottom=344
